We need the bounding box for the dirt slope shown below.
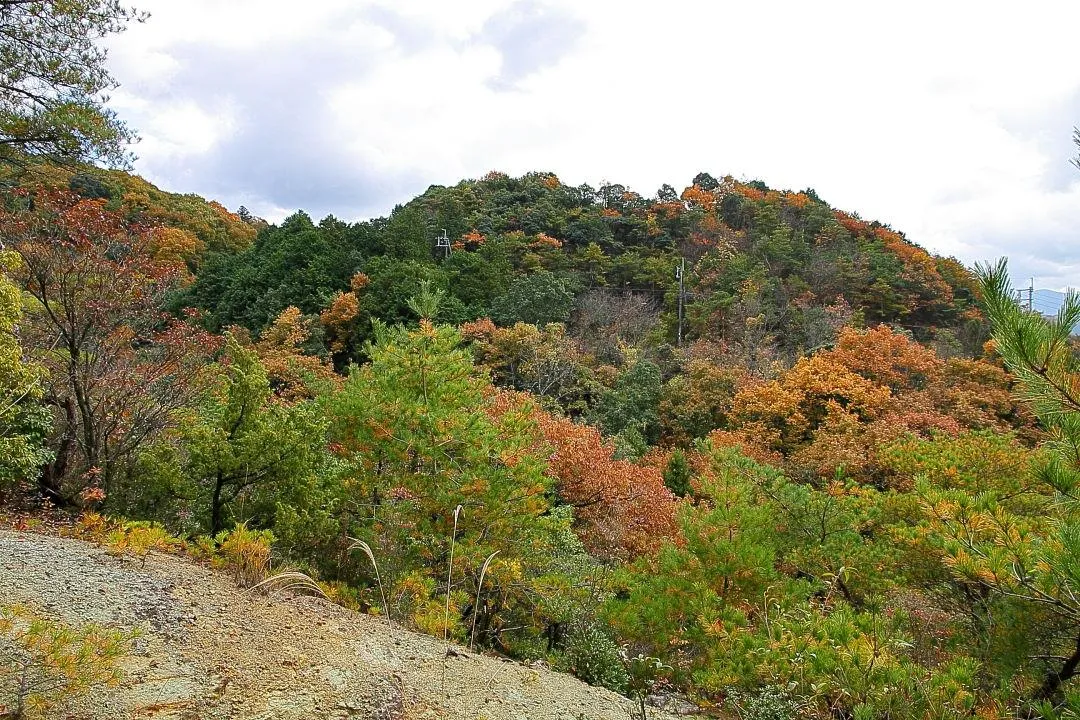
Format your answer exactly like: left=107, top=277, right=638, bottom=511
left=0, top=530, right=684, bottom=719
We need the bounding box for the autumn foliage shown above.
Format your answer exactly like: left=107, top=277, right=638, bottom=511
left=0, top=163, right=1061, bottom=719
left=5, top=12, right=1072, bottom=714
left=250, top=307, right=336, bottom=402
left=320, top=291, right=360, bottom=355
left=489, top=390, right=677, bottom=559
left=715, top=325, right=1021, bottom=482
left=2, top=190, right=217, bottom=501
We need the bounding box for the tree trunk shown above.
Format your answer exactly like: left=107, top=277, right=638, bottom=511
left=1034, top=632, right=1080, bottom=702
left=544, top=621, right=563, bottom=652
left=68, top=349, right=97, bottom=474
left=211, top=470, right=225, bottom=535
left=38, top=396, right=76, bottom=504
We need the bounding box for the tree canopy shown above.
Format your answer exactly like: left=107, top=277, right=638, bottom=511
left=1, top=143, right=1074, bottom=719
left=0, top=0, right=145, bottom=167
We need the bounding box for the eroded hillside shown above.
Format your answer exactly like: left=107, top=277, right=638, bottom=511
left=0, top=530, right=680, bottom=720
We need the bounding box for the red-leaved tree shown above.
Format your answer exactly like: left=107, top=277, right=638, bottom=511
left=3, top=190, right=216, bottom=502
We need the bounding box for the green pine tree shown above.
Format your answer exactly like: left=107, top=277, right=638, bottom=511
left=921, top=259, right=1080, bottom=708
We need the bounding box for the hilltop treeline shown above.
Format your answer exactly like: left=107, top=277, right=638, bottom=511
left=184, top=169, right=985, bottom=354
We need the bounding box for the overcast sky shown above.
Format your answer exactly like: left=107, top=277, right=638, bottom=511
left=106, top=0, right=1080, bottom=290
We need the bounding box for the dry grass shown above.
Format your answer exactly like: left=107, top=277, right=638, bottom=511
left=470, top=551, right=499, bottom=651
left=348, top=537, right=393, bottom=632
left=248, top=571, right=330, bottom=601
left=445, top=505, right=462, bottom=647
left=213, top=524, right=273, bottom=587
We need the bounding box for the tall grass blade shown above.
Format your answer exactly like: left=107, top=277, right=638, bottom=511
left=445, top=504, right=462, bottom=645
left=348, top=537, right=392, bottom=633
left=469, top=550, right=499, bottom=651
left=247, top=571, right=330, bottom=601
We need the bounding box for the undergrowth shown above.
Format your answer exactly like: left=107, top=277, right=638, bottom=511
left=71, top=513, right=274, bottom=587
left=0, top=606, right=134, bottom=720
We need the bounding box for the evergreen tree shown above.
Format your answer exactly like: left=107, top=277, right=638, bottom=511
left=324, top=320, right=576, bottom=643
left=490, top=271, right=575, bottom=327
left=0, top=0, right=146, bottom=166
left=923, top=259, right=1080, bottom=708
left=134, top=335, right=326, bottom=534
left=662, top=449, right=691, bottom=497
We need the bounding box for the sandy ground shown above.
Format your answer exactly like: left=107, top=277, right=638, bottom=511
left=0, top=529, right=685, bottom=719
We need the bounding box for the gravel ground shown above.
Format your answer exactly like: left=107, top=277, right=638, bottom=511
left=0, top=530, right=685, bottom=719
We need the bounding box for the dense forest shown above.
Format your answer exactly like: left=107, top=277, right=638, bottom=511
left=4, top=2, right=1080, bottom=719
left=4, top=156, right=1079, bottom=720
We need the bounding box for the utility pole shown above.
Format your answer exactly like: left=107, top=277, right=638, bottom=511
left=435, top=229, right=451, bottom=259
left=1016, top=279, right=1034, bottom=311
left=676, top=257, right=686, bottom=347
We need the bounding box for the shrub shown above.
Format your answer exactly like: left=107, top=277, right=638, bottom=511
left=727, top=686, right=804, bottom=720
left=562, top=624, right=628, bottom=693
left=103, top=521, right=180, bottom=562
left=70, top=511, right=111, bottom=541
left=0, top=606, right=133, bottom=719
left=623, top=652, right=672, bottom=720
left=213, top=524, right=274, bottom=586
left=317, top=581, right=363, bottom=611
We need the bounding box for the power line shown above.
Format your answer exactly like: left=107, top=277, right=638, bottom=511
left=583, top=285, right=670, bottom=297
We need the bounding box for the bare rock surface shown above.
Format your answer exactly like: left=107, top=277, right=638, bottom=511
left=0, top=530, right=677, bottom=719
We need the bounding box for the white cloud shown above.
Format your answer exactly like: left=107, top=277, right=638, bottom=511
left=105, top=0, right=1080, bottom=289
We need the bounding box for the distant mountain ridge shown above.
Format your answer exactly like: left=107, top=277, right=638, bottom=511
left=1024, top=289, right=1080, bottom=334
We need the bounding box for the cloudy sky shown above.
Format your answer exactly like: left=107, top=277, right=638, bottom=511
left=106, top=0, right=1080, bottom=290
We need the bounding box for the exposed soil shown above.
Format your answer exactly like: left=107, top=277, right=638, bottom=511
left=0, top=529, right=684, bottom=719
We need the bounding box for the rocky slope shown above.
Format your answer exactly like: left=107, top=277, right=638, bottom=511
left=0, top=530, right=683, bottom=719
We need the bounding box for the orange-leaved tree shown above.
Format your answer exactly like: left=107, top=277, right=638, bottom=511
left=490, top=390, right=678, bottom=560
left=717, top=325, right=1026, bottom=482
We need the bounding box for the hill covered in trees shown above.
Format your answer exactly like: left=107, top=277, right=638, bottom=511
left=10, top=4, right=1080, bottom=719
left=181, top=169, right=985, bottom=354
left=172, top=167, right=1004, bottom=460
left=3, top=161, right=1079, bottom=720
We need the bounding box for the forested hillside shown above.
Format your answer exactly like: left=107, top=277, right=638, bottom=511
left=7, top=3, right=1080, bottom=719
left=182, top=169, right=985, bottom=354
left=6, top=157, right=1080, bottom=720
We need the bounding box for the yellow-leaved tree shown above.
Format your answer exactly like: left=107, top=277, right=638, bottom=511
left=0, top=252, right=50, bottom=493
